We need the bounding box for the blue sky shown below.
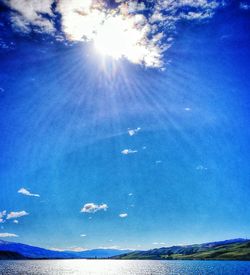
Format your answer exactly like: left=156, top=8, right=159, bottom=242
left=0, top=0, right=250, bottom=251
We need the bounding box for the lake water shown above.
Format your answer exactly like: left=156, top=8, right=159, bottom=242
left=0, top=260, right=250, bottom=274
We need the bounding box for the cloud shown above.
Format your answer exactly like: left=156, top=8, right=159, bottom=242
left=98, top=245, right=120, bottom=249
left=0, top=233, right=18, bottom=238
left=240, top=2, right=250, bottom=10
left=4, top=0, right=225, bottom=68
left=128, top=193, right=133, bottom=196
left=7, top=211, right=29, bottom=220
left=81, top=203, right=108, bottom=213
left=67, top=246, right=86, bottom=252
left=13, top=220, right=19, bottom=224
left=0, top=211, right=7, bottom=223
left=119, top=213, right=128, bottom=218
left=80, top=234, right=87, bottom=237
left=18, top=188, right=40, bottom=197
left=128, top=127, right=141, bottom=136
left=196, top=165, right=208, bottom=171
left=121, top=149, right=137, bottom=155
left=51, top=246, right=87, bottom=252
left=0, top=210, right=6, bottom=219
left=5, top=0, right=55, bottom=33
left=153, top=242, right=166, bottom=245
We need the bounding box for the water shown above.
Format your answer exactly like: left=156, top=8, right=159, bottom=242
left=0, top=260, right=250, bottom=275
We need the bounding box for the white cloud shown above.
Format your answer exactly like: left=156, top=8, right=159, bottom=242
left=7, top=211, right=29, bottom=220
left=0, top=211, right=7, bottom=223
left=13, top=220, right=19, bottom=224
left=128, top=1, right=146, bottom=13
left=4, top=0, right=225, bottom=68
left=184, top=107, right=191, bottom=111
left=98, top=245, right=120, bottom=249
left=0, top=232, right=18, bottom=238
left=119, top=213, right=128, bottom=218
left=128, top=127, right=141, bottom=136
left=81, top=203, right=108, bottom=213
left=128, top=193, right=133, bottom=196
left=0, top=210, right=6, bottom=219
left=121, top=149, right=137, bottom=155
left=18, top=188, right=40, bottom=197
left=196, top=165, right=208, bottom=170
left=80, top=234, right=87, bottom=237
left=5, top=0, right=55, bottom=33
left=68, top=246, right=86, bottom=252
left=153, top=242, right=166, bottom=245
left=51, top=246, right=87, bottom=252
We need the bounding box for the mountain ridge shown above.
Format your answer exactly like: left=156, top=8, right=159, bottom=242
left=112, top=238, right=250, bottom=261
left=0, top=240, right=132, bottom=259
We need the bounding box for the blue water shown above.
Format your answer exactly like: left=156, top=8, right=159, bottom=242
left=0, top=260, right=250, bottom=274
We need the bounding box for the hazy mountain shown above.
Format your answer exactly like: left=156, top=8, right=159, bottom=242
left=0, top=240, right=131, bottom=259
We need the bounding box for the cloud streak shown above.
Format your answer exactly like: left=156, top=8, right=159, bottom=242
left=18, top=188, right=40, bottom=197
left=0, top=232, right=18, bottom=237
left=119, top=213, right=128, bottom=218
left=81, top=203, right=108, bottom=213
left=6, top=211, right=29, bottom=220
left=121, top=149, right=137, bottom=155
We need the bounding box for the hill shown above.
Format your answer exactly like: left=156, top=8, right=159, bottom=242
left=113, top=238, right=250, bottom=261
left=0, top=250, right=27, bottom=260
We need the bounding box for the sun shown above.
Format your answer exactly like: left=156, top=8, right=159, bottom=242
left=93, top=15, right=147, bottom=64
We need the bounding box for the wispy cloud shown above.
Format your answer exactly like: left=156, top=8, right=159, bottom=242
left=128, top=127, right=141, bottom=136
left=51, top=246, right=87, bottom=252
left=98, top=245, right=120, bottom=249
left=119, top=213, right=128, bottom=218
left=80, top=234, right=87, bottom=237
left=121, top=149, right=137, bottom=155
left=67, top=246, right=86, bottom=252
left=4, top=0, right=226, bottom=68
left=18, top=188, right=40, bottom=197
left=196, top=165, right=208, bottom=171
left=0, top=232, right=18, bottom=238
left=240, top=2, right=250, bottom=10
left=7, top=211, right=29, bottom=220
left=81, top=203, right=108, bottom=213
left=0, top=211, right=6, bottom=223
left=13, top=220, right=19, bottom=224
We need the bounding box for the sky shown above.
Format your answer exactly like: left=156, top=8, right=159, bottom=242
left=0, top=0, right=250, bottom=251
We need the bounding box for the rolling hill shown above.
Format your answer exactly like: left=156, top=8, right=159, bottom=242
left=113, top=238, right=250, bottom=261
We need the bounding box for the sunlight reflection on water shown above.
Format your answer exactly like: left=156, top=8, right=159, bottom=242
left=1, top=260, right=250, bottom=275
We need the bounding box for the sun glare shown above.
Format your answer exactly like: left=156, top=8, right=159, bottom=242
left=93, top=15, right=147, bottom=64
